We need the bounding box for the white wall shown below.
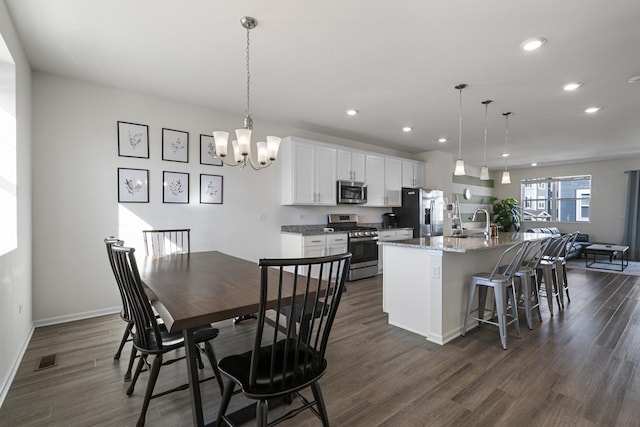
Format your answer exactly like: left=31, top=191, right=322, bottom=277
left=0, top=1, right=33, bottom=405
left=492, top=158, right=640, bottom=243
left=31, top=72, right=398, bottom=325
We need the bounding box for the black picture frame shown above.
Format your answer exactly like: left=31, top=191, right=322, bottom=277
left=200, top=134, right=223, bottom=166
left=200, top=174, right=223, bottom=204
left=163, top=171, right=190, bottom=204
left=117, top=121, right=149, bottom=158
left=118, top=168, right=149, bottom=203
left=162, top=128, right=189, bottom=163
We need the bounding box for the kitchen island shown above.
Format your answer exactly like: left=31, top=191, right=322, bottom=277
left=378, top=232, right=546, bottom=345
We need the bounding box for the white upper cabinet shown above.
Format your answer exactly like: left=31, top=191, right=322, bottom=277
left=281, top=137, right=337, bottom=205
left=337, top=149, right=366, bottom=182
left=402, top=160, right=426, bottom=188
left=385, top=157, right=402, bottom=207
left=365, top=155, right=402, bottom=207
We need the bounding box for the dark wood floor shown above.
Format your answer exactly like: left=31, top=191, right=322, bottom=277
left=1, top=267, right=640, bottom=426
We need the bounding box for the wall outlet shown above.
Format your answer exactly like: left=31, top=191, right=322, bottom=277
left=259, top=213, right=267, bottom=222
left=299, top=214, right=306, bottom=221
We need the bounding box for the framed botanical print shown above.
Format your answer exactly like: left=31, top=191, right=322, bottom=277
left=200, top=134, right=223, bottom=166
left=162, top=128, right=189, bottom=162
left=163, top=171, right=189, bottom=204
left=118, top=168, right=149, bottom=203
left=200, top=174, right=223, bottom=204
left=117, top=121, right=149, bottom=158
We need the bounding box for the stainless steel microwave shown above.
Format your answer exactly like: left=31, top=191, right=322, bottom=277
left=337, top=180, right=367, bottom=204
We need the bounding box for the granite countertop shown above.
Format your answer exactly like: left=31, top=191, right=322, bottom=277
left=281, top=223, right=404, bottom=236
left=377, top=232, right=549, bottom=253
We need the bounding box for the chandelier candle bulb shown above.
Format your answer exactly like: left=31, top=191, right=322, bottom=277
left=267, top=136, right=281, bottom=161
left=257, top=142, right=268, bottom=165
left=235, top=128, right=252, bottom=156
left=213, top=131, right=229, bottom=157
left=231, top=140, right=242, bottom=163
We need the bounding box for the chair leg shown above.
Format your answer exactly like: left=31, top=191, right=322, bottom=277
left=562, top=262, right=571, bottom=302
left=531, top=272, right=543, bottom=323
left=494, top=285, right=507, bottom=350
left=115, top=322, right=134, bottom=360
left=311, top=381, right=330, bottom=427
left=507, top=283, right=521, bottom=338
left=125, top=345, right=137, bottom=382
left=127, top=354, right=147, bottom=396
left=216, top=379, right=236, bottom=426
left=477, top=286, right=489, bottom=323
left=136, top=354, right=163, bottom=427
left=462, top=281, right=477, bottom=336
left=553, top=263, right=564, bottom=308
left=195, top=344, right=205, bottom=370
left=541, top=267, right=554, bottom=316
left=256, top=399, right=268, bottom=427
left=203, top=341, right=225, bottom=396
left=519, top=275, right=533, bottom=330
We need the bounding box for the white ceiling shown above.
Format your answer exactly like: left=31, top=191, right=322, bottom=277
left=5, top=0, right=640, bottom=169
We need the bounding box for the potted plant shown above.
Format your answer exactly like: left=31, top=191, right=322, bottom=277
left=491, top=197, right=521, bottom=232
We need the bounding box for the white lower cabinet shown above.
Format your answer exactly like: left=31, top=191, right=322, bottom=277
left=378, top=228, right=414, bottom=273
left=282, top=233, right=348, bottom=277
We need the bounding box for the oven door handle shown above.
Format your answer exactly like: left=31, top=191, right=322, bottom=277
left=349, top=237, right=379, bottom=243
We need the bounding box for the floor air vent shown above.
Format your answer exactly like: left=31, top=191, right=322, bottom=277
left=35, top=354, right=58, bottom=371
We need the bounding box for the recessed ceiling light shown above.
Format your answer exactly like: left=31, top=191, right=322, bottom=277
left=585, top=106, right=601, bottom=114
left=521, top=37, right=546, bottom=51
left=346, top=109, right=358, bottom=116
left=531, top=162, right=538, bottom=167
left=438, top=137, right=447, bottom=143
left=502, top=153, right=510, bottom=158
left=402, top=126, right=412, bottom=132
left=628, top=75, right=640, bottom=84
left=563, top=82, right=582, bottom=91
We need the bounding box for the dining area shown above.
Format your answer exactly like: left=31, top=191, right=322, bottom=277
left=1, top=235, right=639, bottom=426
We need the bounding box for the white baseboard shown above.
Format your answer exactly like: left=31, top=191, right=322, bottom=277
left=0, top=325, right=34, bottom=409
left=33, top=306, right=121, bottom=328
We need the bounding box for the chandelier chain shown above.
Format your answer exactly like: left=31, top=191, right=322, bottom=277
left=245, top=26, right=251, bottom=117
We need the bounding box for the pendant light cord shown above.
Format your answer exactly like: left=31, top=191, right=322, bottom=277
left=458, top=87, right=463, bottom=160
left=503, top=112, right=512, bottom=171
left=482, top=100, right=492, bottom=166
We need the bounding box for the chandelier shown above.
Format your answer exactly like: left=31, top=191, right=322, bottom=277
left=213, top=16, right=280, bottom=170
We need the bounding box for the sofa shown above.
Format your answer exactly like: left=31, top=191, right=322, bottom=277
left=525, top=227, right=590, bottom=259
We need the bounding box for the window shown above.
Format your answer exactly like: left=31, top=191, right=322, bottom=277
left=521, top=175, right=591, bottom=223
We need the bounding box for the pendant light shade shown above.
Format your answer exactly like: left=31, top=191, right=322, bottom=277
left=480, top=100, right=493, bottom=180
left=501, top=112, right=512, bottom=185
left=480, top=166, right=490, bottom=181
left=454, top=84, right=467, bottom=176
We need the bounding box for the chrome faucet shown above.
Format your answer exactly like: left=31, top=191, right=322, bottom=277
left=472, top=208, right=490, bottom=238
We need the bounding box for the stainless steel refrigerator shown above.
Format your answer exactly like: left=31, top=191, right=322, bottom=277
left=392, top=188, right=445, bottom=237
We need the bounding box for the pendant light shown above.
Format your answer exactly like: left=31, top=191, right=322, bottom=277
left=480, top=100, right=492, bottom=180
left=213, top=16, right=281, bottom=170
left=501, top=112, right=512, bottom=184
left=453, top=84, right=467, bottom=175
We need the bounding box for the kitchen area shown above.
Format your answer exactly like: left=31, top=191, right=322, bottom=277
left=278, top=136, right=545, bottom=347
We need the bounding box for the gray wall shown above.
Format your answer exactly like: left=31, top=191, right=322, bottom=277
left=492, top=159, right=640, bottom=243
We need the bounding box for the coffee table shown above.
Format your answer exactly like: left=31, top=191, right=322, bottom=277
left=584, top=244, right=629, bottom=271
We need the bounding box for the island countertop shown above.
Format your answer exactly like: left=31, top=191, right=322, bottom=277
left=377, top=232, right=548, bottom=253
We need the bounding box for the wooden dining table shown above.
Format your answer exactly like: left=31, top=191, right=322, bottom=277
left=138, top=250, right=309, bottom=427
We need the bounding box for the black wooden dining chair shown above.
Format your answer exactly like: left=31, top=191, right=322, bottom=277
left=143, top=228, right=190, bottom=256
left=109, top=244, right=224, bottom=427
left=104, top=236, right=137, bottom=381
left=215, top=252, right=352, bottom=427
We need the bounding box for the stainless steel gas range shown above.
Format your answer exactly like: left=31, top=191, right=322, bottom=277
left=327, top=214, right=379, bottom=281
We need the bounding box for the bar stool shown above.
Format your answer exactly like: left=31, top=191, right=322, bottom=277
left=513, top=237, right=551, bottom=329
left=462, top=241, right=530, bottom=350
left=536, top=234, right=570, bottom=315
left=558, top=231, right=579, bottom=303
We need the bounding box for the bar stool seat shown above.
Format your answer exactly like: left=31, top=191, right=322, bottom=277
left=462, top=241, right=530, bottom=350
